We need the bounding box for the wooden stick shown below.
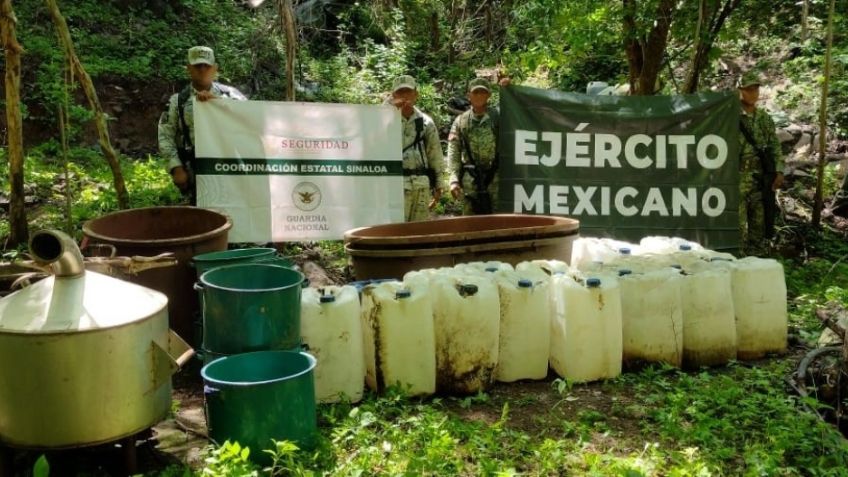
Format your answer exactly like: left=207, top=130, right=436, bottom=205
left=812, top=0, right=835, bottom=226
left=816, top=308, right=846, bottom=341
left=45, top=0, right=129, bottom=209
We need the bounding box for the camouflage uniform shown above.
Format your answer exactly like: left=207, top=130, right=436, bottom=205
left=400, top=107, right=445, bottom=222
left=158, top=46, right=246, bottom=204
left=739, top=107, right=783, bottom=256
left=447, top=108, right=498, bottom=215
left=158, top=82, right=246, bottom=173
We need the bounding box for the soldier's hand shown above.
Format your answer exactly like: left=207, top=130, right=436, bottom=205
left=772, top=173, right=784, bottom=191
left=429, top=188, right=442, bottom=210
left=450, top=182, right=463, bottom=200
left=171, top=166, right=189, bottom=190
left=196, top=90, right=215, bottom=102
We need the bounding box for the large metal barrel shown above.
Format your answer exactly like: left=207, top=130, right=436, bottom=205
left=344, top=214, right=580, bottom=280
left=82, top=207, right=232, bottom=346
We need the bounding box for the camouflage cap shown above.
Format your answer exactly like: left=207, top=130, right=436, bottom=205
left=737, top=71, right=763, bottom=89
left=188, top=46, right=215, bottom=66
left=468, top=77, right=490, bottom=93
left=391, top=75, right=417, bottom=93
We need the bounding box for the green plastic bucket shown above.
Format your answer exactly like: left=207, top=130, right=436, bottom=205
left=197, top=264, right=304, bottom=356
left=202, top=351, right=317, bottom=461
left=192, top=248, right=277, bottom=278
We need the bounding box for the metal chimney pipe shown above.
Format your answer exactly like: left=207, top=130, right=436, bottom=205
left=29, top=229, right=85, bottom=278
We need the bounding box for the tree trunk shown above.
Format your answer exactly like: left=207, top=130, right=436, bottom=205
left=683, top=0, right=740, bottom=94
left=683, top=0, right=709, bottom=94
left=638, top=0, right=673, bottom=95
left=1, top=0, right=28, bottom=247
left=45, top=0, right=129, bottom=210
left=447, top=0, right=455, bottom=65
left=485, top=0, right=493, bottom=45
left=801, top=0, right=809, bottom=41
left=278, top=0, right=296, bottom=101
left=812, top=0, right=835, bottom=227
left=429, top=10, right=439, bottom=52
left=623, top=0, right=675, bottom=95
left=622, top=0, right=642, bottom=94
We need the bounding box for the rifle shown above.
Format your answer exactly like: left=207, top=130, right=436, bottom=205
left=177, top=86, right=197, bottom=205
left=739, top=119, right=778, bottom=239
left=403, top=117, right=438, bottom=190
left=460, top=164, right=494, bottom=214
left=458, top=111, right=499, bottom=214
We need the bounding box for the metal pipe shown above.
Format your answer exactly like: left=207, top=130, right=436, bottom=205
left=29, top=229, right=85, bottom=278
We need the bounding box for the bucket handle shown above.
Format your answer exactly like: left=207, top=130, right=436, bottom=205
left=193, top=282, right=206, bottom=330
left=82, top=243, right=117, bottom=259
left=151, top=330, right=195, bottom=391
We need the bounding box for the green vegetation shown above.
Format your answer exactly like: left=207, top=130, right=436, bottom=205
left=172, top=355, right=848, bottom=475
left=0, top=146, right=181, bottom=246
left=2, top=1, right=848, bottom=475
left=8, top=0, right=846, bottom=126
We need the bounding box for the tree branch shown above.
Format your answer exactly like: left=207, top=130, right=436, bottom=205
left=45, top=0, right=129, bottom=209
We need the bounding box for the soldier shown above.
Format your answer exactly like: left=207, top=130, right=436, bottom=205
left=388, top=75, right=445, bottom=222
left=737, top=71, right=784, bottom=255
left=832, top=176, right=848, bottom=217
left=158, top=46, right=246, bottom=204
left=447, top=78, right=499, bottom=215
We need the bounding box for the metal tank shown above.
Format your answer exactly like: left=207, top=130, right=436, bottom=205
left=0, top=230, right=193, bottom=448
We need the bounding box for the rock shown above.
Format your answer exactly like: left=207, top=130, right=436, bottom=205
left=795, top=148, right=813, bottom=161
left=812, top=133, right=832, bottom=149
left=777, top=129, right=794, bottom=144
left=115, top=138, right=131, bottom=151
left=795, top=132, right=812, bottom=149
left=771, top=111, right=791, bottom=128
left=778, top=129, right=795, bottom=155
left=837, top=159, right=848, bottom=178
left=785, top=123, right=804, bottom=138
left=302, top=260, right=333, bottom=287
left=787, top=168, right=811, bottom=178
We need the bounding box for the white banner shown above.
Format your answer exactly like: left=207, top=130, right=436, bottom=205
left=194, top=100, right=403, bottom=242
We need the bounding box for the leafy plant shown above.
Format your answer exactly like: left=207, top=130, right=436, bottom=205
left=32, top=455, right=49, bottom=477
left=202, top=441, right=258, bottom=477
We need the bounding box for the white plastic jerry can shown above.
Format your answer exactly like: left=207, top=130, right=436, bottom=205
left=460, top=261, right=515, bottom=274
left=430, top=272, right=500, bottom=394
left=679, top=265, right=737, bottom=368
left=549, top=274, right=623, bottom=383
left=524, top=259, right=571, bottom=276
left=571, top=238, right=611, bottom=270
left=616, top=269, right=684, bottom=368
left=638, top=236, right=704, bottom=255
left=721, top=257, right=788, bottom=360
left=360, top=280, right=436, bottom=396
left=493, top=270, right=551, bottom=382
left=515, top=261, right=555, bottom=282
left=301, top=285, right=365, bottom=403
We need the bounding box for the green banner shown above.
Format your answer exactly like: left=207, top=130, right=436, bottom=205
left=193, top=158, right=403, bottom=176
left=499, top=86, right=740, bottom=250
